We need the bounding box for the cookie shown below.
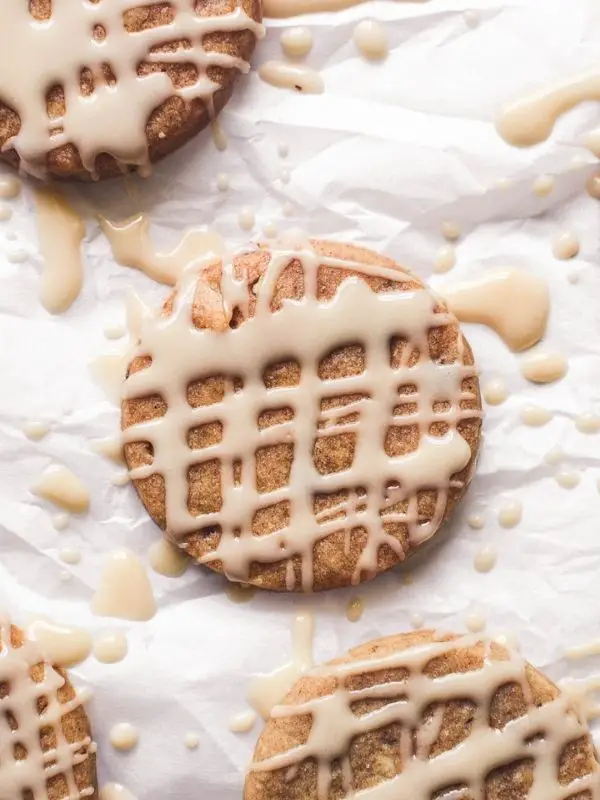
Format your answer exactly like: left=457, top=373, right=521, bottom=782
left=0, top=620, right=97, bottom=800
left=122, top=237, right=482, bottom=591
left=0, top=0, right=263, bottom=179
left=245, top=629, right=600, bottom=799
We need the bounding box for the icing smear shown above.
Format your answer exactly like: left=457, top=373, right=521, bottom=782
left=249, top=634, right=600, bottom=799
left=0, top=617, right=95, bottom=799
left=122, top=242, right=481, bottom=591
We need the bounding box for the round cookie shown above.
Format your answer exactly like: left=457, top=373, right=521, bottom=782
left=245, top=629, right=600, bottom=799
left=121, top=238, right=482, bottom=591
left=0, top=0, right=263, bottom=179
left=0, top=621, right=97, bottom=800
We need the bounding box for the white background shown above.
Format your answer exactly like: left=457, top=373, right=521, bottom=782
left=1, top=0, right=600, bottom=796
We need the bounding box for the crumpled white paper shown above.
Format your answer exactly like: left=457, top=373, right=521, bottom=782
left=1, top=0, right=600, bottom=796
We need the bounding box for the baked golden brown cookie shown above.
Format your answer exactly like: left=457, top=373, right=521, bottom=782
left=245, top=629, right=600, bottom=799
left=0, top=0, right=262, bottom=179
left=0, top=622, right=97, bottom=800
left=122, top=238, right=482, bottom=591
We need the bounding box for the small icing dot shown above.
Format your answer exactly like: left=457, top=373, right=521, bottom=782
left=280, top=26, right=313, bottom=59
left=474, top=546, right=497, bottom=573
left=104, top=323, right=126, bottom=340
left=483, top=378, right=508, bottom=406
left=544, top=447, right=564, bottom=466
left=23, top=420, right=50, bottom=441
left=552, top=231, right=579, bottom=260
left=263, top=221, right=278, bottom=238
left=494, top=632, right=520, bottom=651
left=185, top=732, right=200, bottom=749
left=532, top=174, right=555, bottom=197
left=433, top=245, right=456, bottom=274
left=410, top=613, right=424, bottom=629
left=110, top=470, right=130, bottom=486
left=109, top=723, right=139, bottom=751
left=520, top=405, right=552, bottom=427
left=569, top=154, right=587, bottom=172
left=7, top=248, right=28, bottom=263
left=229, top=710, right=257, bottom=733
left=441, top=221, right=461, bottom=241
left=575, top=413, right=600, bottom=434
left=59, top=548, right=81, bottom=565
left=466, top=612, right=486, bottom=633
left=497, top=500, right=522, bottom=529
left=93, top=630, right=128, bottom=664
left=586, top=171, right=600, bottom=200
left=555, top=469, right=581, bottom=489
left=467, top=513, right=485, bottom=530
left=238, top=208, right=255, bottom=231
left=0, top=176, right=21, bottom=199
left=353, top=20, right=389, bottom=61
left=52, top=513, right=70, bottom=531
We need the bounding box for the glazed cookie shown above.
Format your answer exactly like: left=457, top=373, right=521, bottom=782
left=121, top=237, right=482, bottom=591
left=0, top=619, right=97, bottom=800
left=0, top=0, right=263, bottom=179
left=245, top=630, right=600, bottom=799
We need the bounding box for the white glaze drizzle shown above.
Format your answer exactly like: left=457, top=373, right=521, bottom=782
left=0, top=2, right=264, bottom=177
left=122, top=242, right=480, bottom=590
left=0, top=618, right=95, bottom=799
left=249, top=635, right=600, bottom=799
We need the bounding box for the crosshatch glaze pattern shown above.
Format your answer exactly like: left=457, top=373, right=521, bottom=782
left=122, top=241, right=482, bottom=591
left=246, top=632, right=600, bottom=799
left=0, top=619, right=96, bottom=800
left=0, top=0, right=263, bottom=177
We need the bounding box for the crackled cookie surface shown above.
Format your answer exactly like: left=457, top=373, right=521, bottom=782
left=0, top=620, right=97, bottom=800
left=245, top=630, right=600, bottom=799
left=121, top=238, right=482, bottom=591
left=0, top=0, right=263, bottom=179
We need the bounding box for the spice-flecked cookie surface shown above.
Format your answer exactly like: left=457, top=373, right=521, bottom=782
left=0, top=0, right=262, bottom=179
left=0, top=621, right=97, bottom=800
left=245, top=629, right=600, bottom=799
left=122, top=238, right=482, bottom=591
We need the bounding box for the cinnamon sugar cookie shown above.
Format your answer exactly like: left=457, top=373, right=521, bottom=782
left=0, top=619, right=97, bottom=800
left=245, top=630, right=600, bottom=799
left=0, top=0, right=263, bottom=179
left=121, top=238, right=482, bottom=591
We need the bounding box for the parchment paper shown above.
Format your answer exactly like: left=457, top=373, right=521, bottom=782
left=1, top=0, right=600, bottom=796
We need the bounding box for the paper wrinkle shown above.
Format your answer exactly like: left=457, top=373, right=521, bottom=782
left=1, top=0, right=600, bottom=795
